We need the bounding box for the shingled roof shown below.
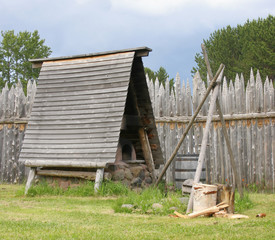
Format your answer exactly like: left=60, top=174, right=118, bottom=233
left=20, top=47, right=163, bottom=169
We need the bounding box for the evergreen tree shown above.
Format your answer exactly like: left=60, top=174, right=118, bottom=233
left=145, top=66, right=174, bottom=91
left=192, top=15, right=274, bottom=85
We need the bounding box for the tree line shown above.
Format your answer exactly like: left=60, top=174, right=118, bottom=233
left=0, top=15, right=273, bottom=94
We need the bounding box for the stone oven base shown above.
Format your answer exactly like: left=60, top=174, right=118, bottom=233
left=33, top=162, right=153, bottom=191
left=108, top=162, right=153, bottom=188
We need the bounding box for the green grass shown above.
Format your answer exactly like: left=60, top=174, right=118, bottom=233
left=23, top=180, right=129, bottom=197
left=0, top=184, right=275, bottom=240
left=113, top=187, right=186, bottom=215
left=234, top=191, right=254, bottom=213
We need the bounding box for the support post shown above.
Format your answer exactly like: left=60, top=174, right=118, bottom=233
left=94, top=168, right=104, bottom=193
left=186, top=69, right=224, bottom=213
left=155, top=64, right=225, bottom=186
left=201, top=43, right=243, bottom=199
left=139, top=128, right=156, bottom=182
left=25, top=167, right=36, bottom=195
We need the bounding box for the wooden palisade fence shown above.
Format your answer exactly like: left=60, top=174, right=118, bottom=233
left=0, top=81, right=36, bottom=183
left=0, top=69, right=274, bottom=191
left=147, top=69, right=274, bottom=191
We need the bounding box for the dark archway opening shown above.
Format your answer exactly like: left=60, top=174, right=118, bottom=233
left=122, top=144, right=132, bottom=160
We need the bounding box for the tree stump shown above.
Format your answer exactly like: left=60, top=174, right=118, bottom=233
left=216, top=184, right=235, bottom=213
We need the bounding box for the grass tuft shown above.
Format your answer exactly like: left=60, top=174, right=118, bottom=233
left=234, top=191, right=254, bottom=213
left=113, top=187, right=186, bottom=215
left=97, top=180, right=129, bottom=196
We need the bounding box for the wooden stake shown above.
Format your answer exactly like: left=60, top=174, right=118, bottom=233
left=186, top=69, right=224, bottom=213
left=201, top=43, right=243, bottom=199
left=155, top=64, right=225, bottom=186
left=25, top=167, right=36, bottom=195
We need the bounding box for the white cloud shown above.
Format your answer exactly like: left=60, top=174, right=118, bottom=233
left=110, top=0, right=190, bottom=16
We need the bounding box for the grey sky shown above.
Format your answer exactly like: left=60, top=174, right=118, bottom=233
left=0, top=0, right=274, bottom=82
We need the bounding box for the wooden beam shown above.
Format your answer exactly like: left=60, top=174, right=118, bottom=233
left=201, top=43, right=243, bottom=199
left=155, top=64, right=225, bottom=186
left=23, top=160, right=108, bottom=168
left=36, top=169, right=111, bottom=181
left=188, top=203, right=229, bottom=219
left=155, top=112, right=275, bottom=123
left=139, top=128, right=156, bottom=182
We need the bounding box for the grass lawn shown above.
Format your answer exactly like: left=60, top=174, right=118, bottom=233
left=0, top=184, right=274, bottom=240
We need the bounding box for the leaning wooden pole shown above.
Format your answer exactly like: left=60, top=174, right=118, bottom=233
left=201, top=43, right=243, bottom=198
left=155, top=64, right=225, bottom=186
left=186, top=67, right=224, bottom=213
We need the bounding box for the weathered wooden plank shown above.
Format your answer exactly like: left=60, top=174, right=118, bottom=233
left=0, top=126, right=4, bottom=181
left=186, top=79, right=192, bottom=116
left=250, top=69, right=256, bottom=112
left=155, top=112, right=275, bottom=123
left=40, top=52, right=134, bottom=68
left=246, top=120, right=252, bottom=185
left=38, top=71, right=131, bottom=88
left=21, top=155, right=116, bottom=163
left=22, top=142, right=118, bottom=149
left=264, top=119, right=272, bottom=189
left=30, top=111, right=124, bottom=121
left=39, top=61, right=133, bottom=77
left=28, top=115, right=123, bottom=125
left=34, top=86, right=128, bottom=99
left=0, top=125, right=7, bottom=182
left=36, top=80, right=129, bottom=95
left=255, top=70, right=263, bottom=113
left=24, top=160, right=108, bottom=168
left=23, top=132, right=119, bottom=140
left=33, top=96, right=127, bottom=108
left=272, top=121, right=275, bottom=191
left=256, top=120, right=264, bottom=187
left=22, top=137, right=118, bottom=145
left=36, top=169, right=111, bottom=181
left=21, top=147, right=117, bottom=155
left=240, top=74, right=246, bottom=113
left=237, top=120, right=244, bottom=186
left=251, top=119, right=257, bottom=183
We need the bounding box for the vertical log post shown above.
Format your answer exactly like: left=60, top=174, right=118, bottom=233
left=94, top=168, right=104, bottom=193
left=139, top=128, right=156, bottom=182
left=155, top=64, right=225, bottom=186
left=201, top=43, right=243, bottom=199
left=186, top=68, right=224, bottom=213
left=25, top=167, right=36, bottom=195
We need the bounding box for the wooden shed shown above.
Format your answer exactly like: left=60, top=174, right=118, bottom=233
left=19, top=47, right=164, bottom=191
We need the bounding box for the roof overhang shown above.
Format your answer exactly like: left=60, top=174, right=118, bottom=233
left=30, top=46, right=152, bottom=68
